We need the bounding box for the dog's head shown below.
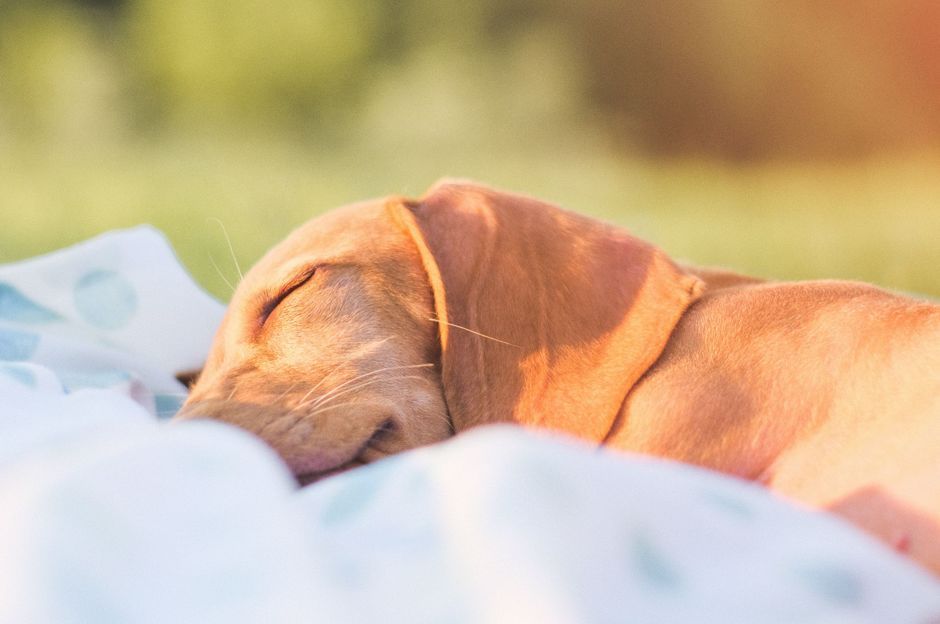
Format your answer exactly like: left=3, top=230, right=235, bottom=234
left=179, top=180, right=701, bottom=483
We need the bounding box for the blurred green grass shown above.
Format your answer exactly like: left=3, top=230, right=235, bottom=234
left=3, top=137, right=938, bottom=301
left=3, top=1, right=938, bottom=304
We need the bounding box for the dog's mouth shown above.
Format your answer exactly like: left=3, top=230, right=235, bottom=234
left=295, top=457, right=367, bottom=486
left=294, top=418, right=396, bottom=487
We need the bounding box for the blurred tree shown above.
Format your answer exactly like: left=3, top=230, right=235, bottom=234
left=561, top=0, right=940, bottom=159
left=349, top=0, right=583, bottom=150
left=74, top=0, right=123, bottom=8
left=2, top=0, right=939, bottom=159
left=123, top=0, right=381, bottom=133
left=0, top=1, right=126, bottom=143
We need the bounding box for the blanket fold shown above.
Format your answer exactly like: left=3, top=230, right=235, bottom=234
left=2, top=228, right=938, bottom=623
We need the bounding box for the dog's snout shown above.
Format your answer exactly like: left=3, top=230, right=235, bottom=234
left=171, top=398, right=225, bottom=423
left=172, top=405, right=198, bottom=421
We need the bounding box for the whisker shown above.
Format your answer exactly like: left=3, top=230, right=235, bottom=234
left=440, top=415, right=456, bottom=435
left=289, top=364, right=351, bottom=412
left=280, top=376, right=454, bottom=439
left=306, top=374, right=428, bottom=411
left=344, top=335, right=395, bottom=360
left=280, top=398, right=386, bottom=443
left=208, top=252, right=236, bottom=294
left=290, top=337, right=401, bottom=409
left=429, top=317, right=521, bottom=348
left=292, top=384, right=325, bottom=413
left=416, top=408, right=456, bottom=434
left=271, top=381, right=300, bottom=405
left=307, top=374, right=427, bottom=412
left=207, top=217, right=244, bottom=283
left=306, top=400, right=362, bottom=418
left=284, top=386, right=398, bottom=439
left=306, top=363, right=434, bottom=409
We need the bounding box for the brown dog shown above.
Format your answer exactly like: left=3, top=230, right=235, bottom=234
left=179, top=180, right=940, bottom=574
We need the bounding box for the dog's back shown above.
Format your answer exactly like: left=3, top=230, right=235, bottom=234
left=609, top=278, right=940, bottom=571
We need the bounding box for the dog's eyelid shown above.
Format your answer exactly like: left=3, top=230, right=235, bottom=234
left=258, top=264, right=322, bottom=326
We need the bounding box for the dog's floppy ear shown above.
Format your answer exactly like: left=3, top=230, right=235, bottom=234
left=389, top=180, right=702, bottom=441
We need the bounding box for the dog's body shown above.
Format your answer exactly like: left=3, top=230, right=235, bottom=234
left=180, top=180, right=940, bottom=574
left=615, top=278, right=940, bottom=568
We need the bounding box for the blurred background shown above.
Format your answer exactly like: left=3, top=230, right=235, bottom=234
left=1, top=0, right=938, bottom=299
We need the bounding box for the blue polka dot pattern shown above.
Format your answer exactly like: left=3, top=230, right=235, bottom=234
left=0, top=363, right=36, bottom=386
left=155, top=395, right=185, bottom=419
left=631, top=530, right=682, bottom=590
left=0, top=283, right=61, bottom=323
left=0, top=327, right=40, bottom=361
left=701, top=490, right=756, bottom=519
left=73, top=270, right=138, bottom=330
left=793, top=562, right=863, bottom=606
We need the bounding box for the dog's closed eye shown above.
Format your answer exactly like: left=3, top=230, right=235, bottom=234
left=258, top=265, right=321, bottom=327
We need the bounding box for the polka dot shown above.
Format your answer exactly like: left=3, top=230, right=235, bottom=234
left=793, top=562, right=863, bottom=606
left=0, top=327, right=40, bottom=361
left=630, top=530, right=682, bottom=590
left=0, top=282, right=61, bottom=323
left=73, top=270, right=138, bottom=330
left=155, top=395, right=185, bottom=419
left=0, top=363, right=36, bottom=386
left=701, top=490, right=756, bottom=519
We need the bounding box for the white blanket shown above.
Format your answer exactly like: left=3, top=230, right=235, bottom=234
left=2, top=228, right=939, bottom=623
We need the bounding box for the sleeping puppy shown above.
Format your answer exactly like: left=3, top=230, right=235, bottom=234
left=179, top=180, right=940, bottom=574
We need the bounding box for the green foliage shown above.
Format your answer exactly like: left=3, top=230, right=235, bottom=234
left=124, top=0, right=380, bottom=129
left=1, top=0, right=938, bottom=302
left=3, top=0, right=940, bottom=153
left=0, top=2, right=125, bottom=142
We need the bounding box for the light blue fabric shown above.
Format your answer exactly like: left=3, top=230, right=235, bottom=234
left=0, top=282, right=62, bottom=323
left=2, top=229, right=939, bottom=623
left=295, top=427, right=940, bottom=623
left=73, top=269, right=138, bottom=330
left=0, top=226, right=225, bottom=417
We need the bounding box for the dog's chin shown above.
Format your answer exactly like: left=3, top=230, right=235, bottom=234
left=291, top=418, right=455, bottom=487
left=289, top=416, right=399, bottom=487
left=295, top=457, right=367, bottom=487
